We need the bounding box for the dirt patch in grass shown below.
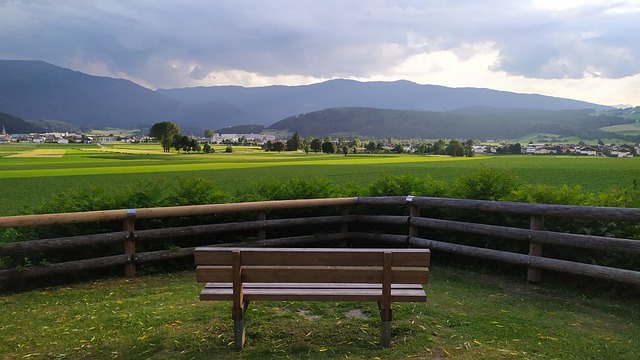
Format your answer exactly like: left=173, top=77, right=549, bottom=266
left=297, top=309, right=321, bottom=320
left=345, top=309, right=369, bottom=319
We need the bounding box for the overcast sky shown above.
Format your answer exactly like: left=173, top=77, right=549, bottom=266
left=1, top=0, right=639, bottom=106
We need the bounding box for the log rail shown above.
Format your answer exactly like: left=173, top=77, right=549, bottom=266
left=1, top=196, right=639, bottom=287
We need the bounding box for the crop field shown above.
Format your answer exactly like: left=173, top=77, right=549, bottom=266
left=601, top=122, right=640, bottom=136
left=0, top=142, right=638, bottom=215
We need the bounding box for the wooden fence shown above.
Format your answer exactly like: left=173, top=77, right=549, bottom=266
left=1, top=196, right=639, bottom=287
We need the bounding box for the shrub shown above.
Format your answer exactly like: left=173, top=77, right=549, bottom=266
left=449, top=167, right=520, bottom=200
left=238, top=177, right=353, bottom=202
left=365, top=174, right=447, bottom=197
left=508, top=183, right=589, bottom=205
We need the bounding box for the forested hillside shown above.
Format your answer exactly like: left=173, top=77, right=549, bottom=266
left=269, top=107, right=632, bottom=140
left=0, top=112, right=40, bottom=133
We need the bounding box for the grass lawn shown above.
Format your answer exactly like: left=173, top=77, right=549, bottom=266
left=1, top=266, right=637, bottom=359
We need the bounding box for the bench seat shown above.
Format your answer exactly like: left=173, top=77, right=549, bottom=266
left=201, top=282, right=427, bottom=302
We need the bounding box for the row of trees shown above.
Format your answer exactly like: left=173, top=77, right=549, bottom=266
left=148, top=121, right=206, bottom=153
left=149, top=121, right=236, bottom=153
left=149, top=122, right=473, bottom=157
left=264, top=134, right=344, bottom=154
left=264, top=132, right=476, bottom=157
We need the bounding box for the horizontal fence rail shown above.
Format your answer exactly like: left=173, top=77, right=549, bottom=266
left=0, top=198, right=358, bottom=229
left=1, top=196, right=639, bottom=289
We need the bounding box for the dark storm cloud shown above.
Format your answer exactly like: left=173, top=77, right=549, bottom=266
left=0, top=0, right=638, bottom=88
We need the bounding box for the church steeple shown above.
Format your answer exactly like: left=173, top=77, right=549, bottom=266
left=1, top=125, right=5, bottom=135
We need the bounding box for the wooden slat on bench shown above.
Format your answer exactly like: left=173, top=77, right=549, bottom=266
left=194, top=247, right=430, bottom=267
left=204, top=282, right=425, bottom=289
left=196, top=265, right=429, bottom=284
left=200, top=283, right=427, bottom=302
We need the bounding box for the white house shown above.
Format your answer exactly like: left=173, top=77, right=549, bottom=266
left=578, top=146, right=598, bottom=156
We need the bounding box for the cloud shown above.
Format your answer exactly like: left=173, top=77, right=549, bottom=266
left=0, top=0, right=638, bottom=105
left=489, top=2, right=640, bottom=79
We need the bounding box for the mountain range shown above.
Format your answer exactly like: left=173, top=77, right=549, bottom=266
left=0, top=59, right=621, bottom=139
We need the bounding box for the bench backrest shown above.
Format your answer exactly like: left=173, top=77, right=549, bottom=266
left=194, top=247, right=430, bottom=284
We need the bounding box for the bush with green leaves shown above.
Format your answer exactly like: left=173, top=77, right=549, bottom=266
left=238, top=176, right=355, bottom=202
left=365, top=174, right=447, bottom=198
left=449, top=166, right=520, bottom=200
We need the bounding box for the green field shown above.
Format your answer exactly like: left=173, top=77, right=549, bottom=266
left=1, top=143, right=638, bottom=215
left=601, top=122, right=640, bottom=136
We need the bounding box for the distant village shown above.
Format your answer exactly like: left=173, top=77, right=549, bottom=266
left=0, top=126, right=276, bottom=147
left=473, top=143, right=638, bottom=158
left=0, top=125, right=637, bottom=158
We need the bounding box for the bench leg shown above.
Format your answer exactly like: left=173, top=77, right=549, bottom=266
left=379, top=300, right=392, bottom=347
left=232, top=300, right=249, bottom=350
left=380, top=321, right=391, bottom=347
left=234, top=318, right=246, bottom=350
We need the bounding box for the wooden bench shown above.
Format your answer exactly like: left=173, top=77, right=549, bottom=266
left=194, top=247, right=430, bottom=349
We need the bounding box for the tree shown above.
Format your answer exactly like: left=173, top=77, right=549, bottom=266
left=204, top=129, right=214, bottom=139
left=416, top=143, right=429, bottom=154
left=365, top=141, right=376, bottom=152
left=203, top=142, right=212, bottom=153
left=225, top=145, right=233, bottom=153
left=180, top=135, right=191, bottom=152
left=446, top=139, right=463, bottom=157
left=149, top=121, right=180, bottom=152
left=342, top=145, right=349, bottom=156
left=322, top=141, right=337, bottom=153
left=190, top=138, right=202, bottom=153
left=305, top=136, right=314, bottom=145
left=310, top=138, right=322, bottom=153
left=272, top=141, right=285, bottom=152
left=432, top=139, right=446, bottom=155
left=463, top=139, right=475, bottom=157
left=286, top=131, right=302, bottom=151
left=172, top=134, right=182, bottom=152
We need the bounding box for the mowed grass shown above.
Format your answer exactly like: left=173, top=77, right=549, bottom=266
left=1, top=266, right=637, bottom=359
left=0, top=142, right=639, bottom=215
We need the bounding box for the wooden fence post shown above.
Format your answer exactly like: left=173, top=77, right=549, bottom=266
left=338, top=206, right=351, bottom=247
left=123, top=209, right=136, bottom=278
left=257, top=211, right=266, bottom=241
left=341, top=206, right=350, bottom=234
left=407, top=196, right=420, bottom=244
left=527, top=215, right=544, bottom=283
